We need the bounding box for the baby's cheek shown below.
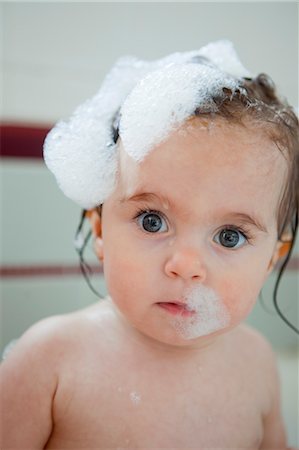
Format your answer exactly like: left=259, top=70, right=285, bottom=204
left=104, top=253, right=143, bottom=307
left=220, top=282, right=259, bottom=325
left=225, top=296, right=256, bottom=324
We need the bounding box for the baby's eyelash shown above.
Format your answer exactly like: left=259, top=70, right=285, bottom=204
left=222, top=225, right=253, bottom=242
left=132, top=207, right=163, bottom=220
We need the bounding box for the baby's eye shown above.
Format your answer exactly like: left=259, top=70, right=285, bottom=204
left=136, top=211, right=168, bottom=233
left=214, top=228, right=247, bottom=249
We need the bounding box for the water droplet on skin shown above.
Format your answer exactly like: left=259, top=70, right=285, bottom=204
left=130, top=391, right=141, bottom=405
left=118, top=386, right=123, bottom=393
left=207, top=416, right=213, bottom=424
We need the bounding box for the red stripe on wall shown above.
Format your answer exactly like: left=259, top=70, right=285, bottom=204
left=0, top=264, right=103, bottom=279
left=1, top=123, right=51, bottom=159
left=0, top=258, right=298, bottom=279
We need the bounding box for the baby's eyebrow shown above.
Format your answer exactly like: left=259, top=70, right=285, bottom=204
left=224, top=212, right=268, bottom=233
left=119, top=191, right=171, bottom=208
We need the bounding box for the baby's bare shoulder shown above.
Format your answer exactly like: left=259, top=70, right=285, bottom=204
left=0, top=302, right=110, bottom=448
left=232, top=323, right=276, bottom=359
left=228, top=323, right=277, bottom=369
left=223, top=326, right=287, bottom=447
left=6, top=307, right=86, bottom=357
left=228, top=324, right=279, bottom=393
left=2, top=301, right=110, bottom=379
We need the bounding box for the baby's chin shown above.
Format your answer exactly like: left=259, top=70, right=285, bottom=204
left=130, top=318, right=231, bottom=351
left=108, top=296, right=234, bottom=350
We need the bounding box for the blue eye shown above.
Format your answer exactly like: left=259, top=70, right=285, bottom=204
left=137, top=211, right=168, bottom=233
left=214, top=228, right=247, bottom=249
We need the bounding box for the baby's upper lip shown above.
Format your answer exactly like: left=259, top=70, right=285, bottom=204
left=157, top=300, right=196, bottom=314
left=157, top=300, right=186, bottom=306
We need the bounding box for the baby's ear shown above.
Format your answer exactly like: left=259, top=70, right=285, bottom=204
left=267, top=239, right=292, bottom=274
left=86, top=208, right=102, bottom=238
left=86, top=208, right=104, bottom=261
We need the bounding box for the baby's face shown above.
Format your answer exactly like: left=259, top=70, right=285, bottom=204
left=99, top=118, right=287, bottom=347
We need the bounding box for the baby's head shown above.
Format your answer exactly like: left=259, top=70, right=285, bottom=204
left=44, top=41, right=298, bottom=344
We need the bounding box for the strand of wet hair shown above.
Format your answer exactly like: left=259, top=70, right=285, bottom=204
left=272, top=212, right=299, bottom=334
left=74, top=210, right=104, bottom=298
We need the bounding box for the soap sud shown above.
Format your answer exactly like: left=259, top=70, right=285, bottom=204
left=43, top=40, right=250, bottom=208
left=44, top=55, right=148, bottom=208
left=74, top=231, right=84, bottom=250
left=130, top=391, right=141, bottom=405
left=2, top=339, right=19, bottom=361
left=172, top=284, right=230, bottom=339
left=120, top=63, right=244, bottom=162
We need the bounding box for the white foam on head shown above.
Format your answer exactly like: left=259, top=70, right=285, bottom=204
left=44, top=56, right=152, bottom=208
left=119, top=63, right=243, bottom=162
left=197, top=40, right=251, bottom=79
left=43, top=40, right=250, bottom=208
left=173, top=284, right=230, bottom=340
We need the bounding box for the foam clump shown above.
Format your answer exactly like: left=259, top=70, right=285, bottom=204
left=44, top=56, right=151, bottom=208
left=173, top=284, right=230, bottom=339
left=44, top=40, right=250, bottom=208
left=130, top=391, right=141, bottom=405
left=196, top=40, right=251, bottom=78
left=119, top=63, right=244, bottom=162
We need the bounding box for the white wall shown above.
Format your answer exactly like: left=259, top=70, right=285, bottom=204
left=2, top=2, right=298, bottom=124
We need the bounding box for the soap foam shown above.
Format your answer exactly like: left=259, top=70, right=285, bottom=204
left=173, top=284, right=230, bottom=339
left=43, top=56, right=149, bottom=208
left=130, top=391, right=141, bottom=405
left=43, top=40, right=250, bottom=208
left=119, top=63, right=243, bottom=162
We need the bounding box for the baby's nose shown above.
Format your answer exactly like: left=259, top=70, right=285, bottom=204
left=164, top=246, right=207, bottom=282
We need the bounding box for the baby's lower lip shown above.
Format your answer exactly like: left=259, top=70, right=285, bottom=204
left=157, top=302, right=195, bottom=317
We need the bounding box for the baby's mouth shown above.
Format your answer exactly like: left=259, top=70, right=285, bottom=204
left=157, top=301, right=196, bottom=317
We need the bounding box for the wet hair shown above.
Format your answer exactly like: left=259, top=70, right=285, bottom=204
left=76, top=73, right=299, bottom=334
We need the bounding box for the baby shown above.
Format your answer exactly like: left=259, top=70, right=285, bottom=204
left=1, top=41, right=298, bottom=449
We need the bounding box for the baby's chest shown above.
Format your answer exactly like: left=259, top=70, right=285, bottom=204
left=48, top=370, right=264, bottom=448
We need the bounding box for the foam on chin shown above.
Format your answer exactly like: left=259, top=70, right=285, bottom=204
left=172, top=284, right=230, bottom=340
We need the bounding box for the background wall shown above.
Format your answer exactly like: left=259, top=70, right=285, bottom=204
left=1, top=1, right=298, bottom=445
left=2, top=2, right=298, bottom=124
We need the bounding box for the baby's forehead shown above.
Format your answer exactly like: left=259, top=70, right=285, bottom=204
left=119, top=116, right=285, bottom=170
left=116, top=117, right=287, bottom=206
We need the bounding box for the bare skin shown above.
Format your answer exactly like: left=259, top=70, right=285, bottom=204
left=1, top=118, right=292, bottom=448
left=1, top=301, right=286, bottom=449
